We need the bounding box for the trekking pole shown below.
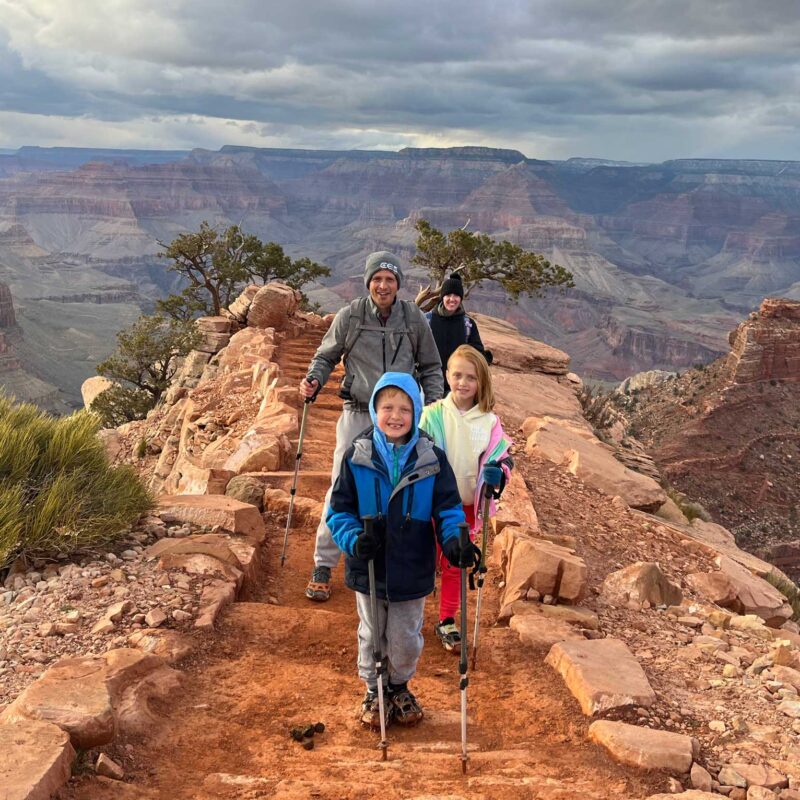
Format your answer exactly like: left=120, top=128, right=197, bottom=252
left=458, top=521, right=470, bottom=775
left=470, top=487, right=492, bottom=671
left=280, top=385, right=319, bottom=566
left=365, top=515, right=389, bottom=761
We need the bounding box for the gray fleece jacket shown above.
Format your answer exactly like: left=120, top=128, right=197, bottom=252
left=306, top=296, right=444, bottom=407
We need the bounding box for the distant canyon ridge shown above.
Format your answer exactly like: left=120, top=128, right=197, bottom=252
left=1, top=144, right=799, bottom=407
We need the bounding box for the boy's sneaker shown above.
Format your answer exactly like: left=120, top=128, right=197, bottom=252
left=305, top=566, right=331, bottom=602
left=434, top=618, right=461, bottom=652
left=360, top=688, right=392, bottom=730
left=388, top=683, right=424, bottom=726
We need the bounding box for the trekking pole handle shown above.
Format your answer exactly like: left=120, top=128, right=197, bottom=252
left=303, top=377, right=322, bottom=403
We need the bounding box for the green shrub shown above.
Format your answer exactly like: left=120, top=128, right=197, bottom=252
left=764, top=572, right=800, bottom=623
left=665, top=485, right=711, bottom=523
left=0, top=396, right=153, bottom=569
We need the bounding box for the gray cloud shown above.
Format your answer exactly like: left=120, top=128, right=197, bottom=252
left=1, top=0, right=800, bottom=160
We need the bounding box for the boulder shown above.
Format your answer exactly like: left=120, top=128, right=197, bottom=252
left=525, top=416, right=666, bottom=512
left=226, top=285, right=260, bottom=323
left=685, top=571, right=739, bottom=607
left=493, top=367, right=584, bottom=430
left=156, top=494, right=266, bottom=542
left=601, top=562, right=682, bottom=608
left=715, top=556, right=793, bottom=626
left=81, top=376, right=114, bottom=410
left=690, top=763, right=713, bottom=792
left=1, top=649, right=180, bottom=749
left=246, top=282, right=300, bottom=330
left=496, top=528, right=587, bottom=613
left=162, top=454, right=234, bottom=495
left=0, top=718, right=75, bottom=800
left=767, top=665, right=800, bottom=691
left=472, top=313, right=570, bottom=375
left=225, top=475, right=266, bottom=510
left=195, top=316, right=233, bottom=354
left=546, top=638, right=656, bottom=716
left=222, top=432, right=289, bottom=473
left=725, top=763, right=788, bottom=790
left=588, top=720, right=694, bottom=772
left=493, top=470, right=539, bottom=534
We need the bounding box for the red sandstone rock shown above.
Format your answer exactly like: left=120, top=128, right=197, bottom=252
left=588, top=720, right=694, bottom=772
left=727, top=297, right=800, bottom=384
left=0, top=718, right=75, bottom=800
left=246, top=282, right=300, bottom=330
left=156, top=494, right=266, bottom=542
left=546, top=638, right=656, bottom=716
left=601, top=562, right=683, bottom=608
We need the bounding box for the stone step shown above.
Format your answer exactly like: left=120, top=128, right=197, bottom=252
left=235, top=470, right=332, bottom=497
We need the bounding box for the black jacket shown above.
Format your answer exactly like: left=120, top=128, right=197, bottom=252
left=425, top=306, right=493, bottom=386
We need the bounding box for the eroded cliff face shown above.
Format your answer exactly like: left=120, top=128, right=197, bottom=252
left=727, top=297, right=800, bottom=384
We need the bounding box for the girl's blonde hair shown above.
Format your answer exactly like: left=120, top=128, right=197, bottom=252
left=447, top=345, right=494, bottom=412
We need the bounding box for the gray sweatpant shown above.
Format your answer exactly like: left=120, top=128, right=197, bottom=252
left=313, top=407, right=372, bottom=569
left=355, top=592, right=426, bottom=691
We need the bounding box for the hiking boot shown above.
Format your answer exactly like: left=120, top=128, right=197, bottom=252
left=360, top=688, right=392, bottom=730
left=305, top=566, right=332, bottom=602
left=434, top=618, right=461, bottom=652
left=388, top=683, right=424, bottom=726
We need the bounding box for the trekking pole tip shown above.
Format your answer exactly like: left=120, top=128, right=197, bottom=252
left=461, top=755, right=468, bottom=774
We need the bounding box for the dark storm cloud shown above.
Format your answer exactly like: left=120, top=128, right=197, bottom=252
left=2, top=0, right=800, bottom=159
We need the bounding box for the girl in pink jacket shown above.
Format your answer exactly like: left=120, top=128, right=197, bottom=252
left=419, top=344, right=513, bottom=651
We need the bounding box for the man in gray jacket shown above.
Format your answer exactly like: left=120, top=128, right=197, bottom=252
left=300, top=250, right=444, bottom=601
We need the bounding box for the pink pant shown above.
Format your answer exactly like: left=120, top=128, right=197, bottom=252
left=437, top=505, right=477, bottom=621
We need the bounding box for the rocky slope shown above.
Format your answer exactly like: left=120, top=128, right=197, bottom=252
left=3, top=286, right=800, bottom=799
left=624, top=298, right=800, bottom=576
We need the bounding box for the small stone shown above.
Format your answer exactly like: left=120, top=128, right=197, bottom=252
left=90, top=618, right=115, bottom=635
left=723, top=664, right=740, bottom=678
left=709, top=720, right=726, bottom=733
left=747, top=788, right=776, bottom=800
left=691, top=763, right=713, bottom=792
left=667, top=777, right=683, bottom=793
left=302, top=738, right=314, bottom=750
left=54, top=622, right=79, bottom=635
left=95, top=753, right=125, bottom=780
left=106, top=600, right=133, bottom=622
left=144, top=608, right=167, bottom=628
left=109, top=569, right=126, bottom=583
left=778, top=700, right=800, bottom=718
left=719, top=766, right=747, bottom=788
left=121, top=550, right=137, bottom=560
left=64, top=610, right=81, bottom=623
left=38, top=622, right=56, bottom=637
left=172, top=609, right=192, bottom=622
left=91, top=576, right=109, bottom=588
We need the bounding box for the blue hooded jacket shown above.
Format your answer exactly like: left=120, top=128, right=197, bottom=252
left=327, top=372, right=465, bottom=601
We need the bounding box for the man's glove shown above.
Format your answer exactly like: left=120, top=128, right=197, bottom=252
left=482, top=462, right=503, bottom=489
left=442, top=538, right=482, bottom=570
left=354, top=528, right=381, bottom=561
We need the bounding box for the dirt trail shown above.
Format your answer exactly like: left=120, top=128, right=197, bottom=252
left=64, top=330, right=662, bottom=800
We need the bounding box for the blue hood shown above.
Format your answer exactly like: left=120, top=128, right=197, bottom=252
left=369, top=372, right=421, bottom=482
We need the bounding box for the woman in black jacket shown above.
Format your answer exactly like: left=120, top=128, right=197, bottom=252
left=425, top=273, right=493, bottom=392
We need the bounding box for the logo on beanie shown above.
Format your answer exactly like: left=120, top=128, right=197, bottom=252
left=378, top=261, right=399, bottom=274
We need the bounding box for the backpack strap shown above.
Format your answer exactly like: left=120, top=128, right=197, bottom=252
left=464, top=315, right=474, bottom=340
left=341, top=297, right=368, bottom=364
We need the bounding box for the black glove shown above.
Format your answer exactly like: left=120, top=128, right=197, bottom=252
left=354, top=528, right=381, bottom=561
left=442, top=538, right=482, bottom=570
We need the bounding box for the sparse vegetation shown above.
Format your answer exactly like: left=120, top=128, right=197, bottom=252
left=576, top=385, right=618, bottom=432
left=665, top=485, right=712, bottom=522
left=764, top=571, right=800, bottom=623
left=90, top=315, right=203, bottom=426
left=412, top=218, right=574, bottom=311
left=0, top=396, right=152, bottom=570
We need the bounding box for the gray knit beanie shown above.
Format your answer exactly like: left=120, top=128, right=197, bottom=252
left=364, top=250, right=404, bottom=289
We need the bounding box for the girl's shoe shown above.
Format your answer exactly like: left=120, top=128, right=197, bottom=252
left=360, top=689, right=392, bottom=730
left=388, top=684, right=424, bottom=726
left=434, top=618, right=461, bottom=652
left=305, top=566, right=331, bottom=602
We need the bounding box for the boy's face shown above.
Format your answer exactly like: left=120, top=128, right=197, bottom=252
left=375, top=391, right=413, bottom=444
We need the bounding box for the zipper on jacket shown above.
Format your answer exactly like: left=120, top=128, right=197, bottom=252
left=373, top=478, right=384, bottom=524
left=390, top=332, right=405, bottom=366
left=403, top=483, right=415, bottom=529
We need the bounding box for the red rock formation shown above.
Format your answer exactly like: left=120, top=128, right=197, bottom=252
left=727, top=297, right=800, bottom=384
left=0, top=283, right=17, bottom=329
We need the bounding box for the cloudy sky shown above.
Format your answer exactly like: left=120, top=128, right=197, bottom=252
left=1, top=0, right=800, bottom=161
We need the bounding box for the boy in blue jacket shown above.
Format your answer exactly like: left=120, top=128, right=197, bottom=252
left=327, top=371, right=478, bottom=730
